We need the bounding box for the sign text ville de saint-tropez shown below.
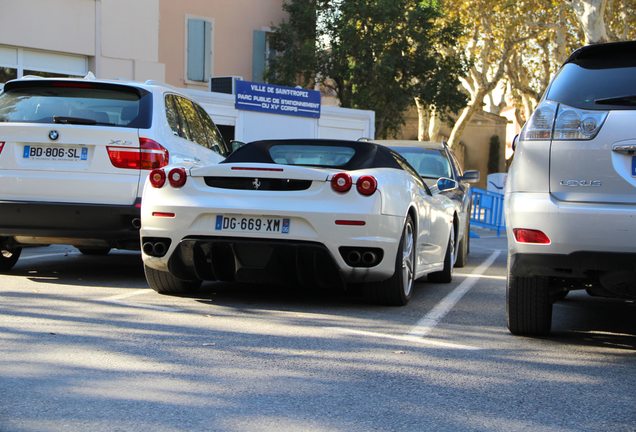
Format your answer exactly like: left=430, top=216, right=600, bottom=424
left=235, top=80, right=321, bottom=118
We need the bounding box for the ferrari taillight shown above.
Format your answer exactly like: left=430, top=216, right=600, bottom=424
left=168, top=167, right=187, bottom=188
left=149, top=168, right=166, bottom=188
left=356, top=175, right=377, bottom=196
left=331, top=172, right=352, bottom=193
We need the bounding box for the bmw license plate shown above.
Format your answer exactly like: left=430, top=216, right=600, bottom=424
left=632, top=156, right=636, bottom=176
left=215, top=215, right=290, bottom=234
left=23, top=145, right=88, bottom=161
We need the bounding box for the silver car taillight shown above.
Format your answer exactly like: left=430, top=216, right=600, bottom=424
left=521, top=101, right=608, bottom=141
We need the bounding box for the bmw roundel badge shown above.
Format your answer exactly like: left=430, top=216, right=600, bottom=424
left=48, top=130, right=59, bottom=141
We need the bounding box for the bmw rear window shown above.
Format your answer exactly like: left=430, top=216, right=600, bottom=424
left=0, top=80, right=152, bottom=128
left=547, top=63, right=636, bottom=111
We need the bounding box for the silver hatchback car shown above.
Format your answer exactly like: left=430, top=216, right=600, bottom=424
left=505, top=41, right=636, bottom=336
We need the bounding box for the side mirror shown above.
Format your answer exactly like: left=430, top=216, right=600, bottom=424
left=437, top=177, right=458, bottom=192
left=230, top=140, right=246, bottom=152
left=460, top=170, right=480, bottom=183
left=512, top=134, right=519, bottom=152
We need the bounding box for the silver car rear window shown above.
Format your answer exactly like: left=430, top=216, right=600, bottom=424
left=547, top=64, right=636, bottom=110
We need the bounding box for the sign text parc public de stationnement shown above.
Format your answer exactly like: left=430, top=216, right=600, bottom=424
left=235, top=80, right=321, bottom=118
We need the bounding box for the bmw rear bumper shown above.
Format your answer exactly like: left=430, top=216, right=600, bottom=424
left=0, top=200, right=141, bottom=249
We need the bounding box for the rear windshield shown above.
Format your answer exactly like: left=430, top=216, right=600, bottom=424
left=224, top=139, right=403, bottom=171
left=269, top=145, right=355, bottom=167
left=547, top=63, right=636, bottom=110
left=0, top=80, right=152, bottom=128
left=392, top=147, right=452, bottom=179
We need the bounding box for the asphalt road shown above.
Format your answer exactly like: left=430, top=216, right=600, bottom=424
left=1, top=233, right=634, bottom=432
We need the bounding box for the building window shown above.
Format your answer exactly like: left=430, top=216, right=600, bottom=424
left=186, top=17, right=212, bottom=82
left=252, top=30, right=276, bottom=83
left=0, top=45, right=87, bottom=87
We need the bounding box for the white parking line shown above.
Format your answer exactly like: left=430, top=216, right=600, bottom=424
left=326, top=327, right=479, bottom=350
left=408, top=250, right=501, bottom=338
left=100, top=289, right=153, bottom=301
left=97, top=289, right=182, bottom=312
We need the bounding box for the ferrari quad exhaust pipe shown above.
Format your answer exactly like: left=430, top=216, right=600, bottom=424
left=340, top=247, right=383, bottom=268
left=362, top=251, right=377, bottom=266
left=347, top=250, right=362, bottom=265
left=141, top=238, right=170, bottom=257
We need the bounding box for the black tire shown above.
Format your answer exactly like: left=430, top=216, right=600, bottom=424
left=454, top=219, right=469, bottom=268
left=366, top=215, right=415, bottom=306
left=144, top=264, right=201, bottom=295
left=78, top=247, right=111, bottom=256
left=428, top=224, right=454, bottom=283
left=0, top=246, right=22, bottom=272
left=507, top=274, right=553, bottom=336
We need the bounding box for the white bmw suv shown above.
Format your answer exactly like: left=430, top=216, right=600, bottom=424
left=0, top=76, right=228, bottom=271
left=505, top=41, right=636, bottom=336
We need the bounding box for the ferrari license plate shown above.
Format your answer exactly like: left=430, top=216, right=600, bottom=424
left=23, top=145, right=88, bottom=161
left=215, top=215, right=290, bottom=234
left=632, top=156, right=636, bottom=176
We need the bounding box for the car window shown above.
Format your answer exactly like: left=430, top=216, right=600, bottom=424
left=269, top=145, right=355, bottom=166
left=193, top=102, right=228, bottom=156
left=391, top=152, right=431, bottom=195
left=448, top=149, right=463, bottom=177
left=165, top=94, right=186, bottom=138
left=547, top=63, right=636, bottom=110
left=392, top=147, right=452, bottom=179
left=175, top=96, right=208, bottom=146
left=0, top=81, right=151, bottom=128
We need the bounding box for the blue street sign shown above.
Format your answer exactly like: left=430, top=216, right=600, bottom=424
left=235, top=80, right=321, bottom=118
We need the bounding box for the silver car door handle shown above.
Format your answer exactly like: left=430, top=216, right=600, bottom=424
left=611, top=144, right=636, bottom=154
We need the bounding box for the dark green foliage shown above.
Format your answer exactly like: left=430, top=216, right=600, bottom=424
left=265, top=0, right=467, bottom=138
left=488, top=134, right=501, bottom=174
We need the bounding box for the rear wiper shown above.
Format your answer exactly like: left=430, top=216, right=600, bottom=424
left=53, top=116, right=97, bottom=125
left=594, top=95, right=636, bottom=106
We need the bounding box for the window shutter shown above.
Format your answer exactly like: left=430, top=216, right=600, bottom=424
left=187, top=19, right=211, bottom=82
left=252, top=30, right=266, bottom=82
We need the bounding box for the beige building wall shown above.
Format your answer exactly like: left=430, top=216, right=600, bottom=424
left=0, top=0, right=165, bottom=82
left=159, top=0, right=286, bottom=89
left=98, top=0, right=165, bottom=81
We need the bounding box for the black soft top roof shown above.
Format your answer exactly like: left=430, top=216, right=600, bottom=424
left=223, top=139, right=404, bottom=171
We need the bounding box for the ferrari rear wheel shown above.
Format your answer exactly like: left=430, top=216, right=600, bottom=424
left=367, top=215, right=415, bottom=306
left=428, top=224, right=454, bottom=283
left=144, top=264, right=202, bottom=295
left=0, top=246, right=21, bottom=272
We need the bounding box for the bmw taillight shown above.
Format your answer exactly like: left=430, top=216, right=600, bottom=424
left=168, top=167, right=187, bottom=188
left=140, top=137, right=169, bottom=169
left=356, top=175, right=377, bottom=196
left=107, top=138, right=169, bottom=170
left=521, top=101, right=607, bottom=141
left=331, top=172, right=352, bottom=193
left=0, top=142, right=4, bottom=155
left=149, top=169, right=166, bottom=188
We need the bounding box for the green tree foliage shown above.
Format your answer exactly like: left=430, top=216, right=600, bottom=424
left=265, top=0, right=467, bottom=138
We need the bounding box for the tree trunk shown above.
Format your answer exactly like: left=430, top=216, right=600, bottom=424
left=568, top=0, right=610, bottom=44
left=414, top=97, right=430, bottom=141
left=447, top=91, right=484, bottom=150
left=428, top=109, right=442, bottom=142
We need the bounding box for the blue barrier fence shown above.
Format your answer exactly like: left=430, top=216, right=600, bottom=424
left=470, top=187, right=505, bottom=236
